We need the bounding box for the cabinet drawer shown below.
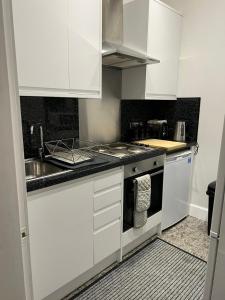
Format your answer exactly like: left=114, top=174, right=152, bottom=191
left=94, top=220, right=121, bottom=264
left=94, top=203, right=121, bottom=231
left=94, top=169, right=122, bottom=193
left=94, top=186, right=122, bottom=212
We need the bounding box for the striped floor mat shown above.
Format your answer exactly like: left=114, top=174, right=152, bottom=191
left=70, top=239, right=207, bottom=300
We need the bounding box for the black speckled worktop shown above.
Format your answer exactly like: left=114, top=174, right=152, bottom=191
left=27, top=148, right=165, bottom=193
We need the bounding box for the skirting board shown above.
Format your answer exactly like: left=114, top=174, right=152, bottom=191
left=189, top=204, right=208, bottom=221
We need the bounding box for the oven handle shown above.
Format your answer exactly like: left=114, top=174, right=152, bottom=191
left=133, top=169, right=163, bottom=183
left=150, top=169, right=164, bottom=177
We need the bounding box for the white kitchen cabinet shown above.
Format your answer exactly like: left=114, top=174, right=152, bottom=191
left=69, top=0, right=102, bottom=98
left=27, top=179, right=93, bottom=300
left=94, top=220, right=121, bottom=264
left=94, top=203, right=121, bottom=231
left=93, top=168, right=123, bottom=264
left=122, top=0, right=182, bottom=100
left=12, top=0, right=69, bottom=93
left=94, top=186, right=122, bottom=211
left=12, top=0, right=102, bottom=98
left=27, top=167, right=123, bottom=299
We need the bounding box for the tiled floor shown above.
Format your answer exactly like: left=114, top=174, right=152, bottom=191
left=161, top=216, right=210, bottom=261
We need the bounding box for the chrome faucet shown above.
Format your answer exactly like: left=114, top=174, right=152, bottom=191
left=30, top=123, right=45, bottom=160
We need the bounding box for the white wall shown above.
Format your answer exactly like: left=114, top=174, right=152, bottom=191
left=163, top=0, right=225, bottom=215
left=79, top=68, right=121, bottom=143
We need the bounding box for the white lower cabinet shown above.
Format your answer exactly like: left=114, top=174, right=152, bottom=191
left=27, top=179, right=94, bottom=300
left=94, top=203, right=121, bottom=231
left=93, top=169, right=123, bottom=264
left=94, top=186, right=122, bottom=211
left=27, top=168, right=123, bottom=300
left=94, top=220, right=121, bottom=264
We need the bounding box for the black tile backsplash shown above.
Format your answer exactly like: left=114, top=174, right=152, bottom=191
left=20, top=97, right=79, bottom=159
left=121, top=98, right=201, bottom=143
left=20, top=96, right=200, bottom=159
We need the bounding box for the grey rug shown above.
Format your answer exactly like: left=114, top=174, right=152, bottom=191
left=162, top=216, right=210, bottom=261
left=69, top=239, right=207, bottom=300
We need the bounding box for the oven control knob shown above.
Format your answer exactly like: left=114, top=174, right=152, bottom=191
left=154, top=161, right=158, bottom=166
left=133, top=167, right=138, bottom=173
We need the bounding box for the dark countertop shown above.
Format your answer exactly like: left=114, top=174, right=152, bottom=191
left=26, top=142, right=197, bottom=193
left=27, top=148, right=165, bottom=193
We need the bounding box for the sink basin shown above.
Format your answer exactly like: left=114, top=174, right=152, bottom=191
left=25, top=159, right=65, bottom=181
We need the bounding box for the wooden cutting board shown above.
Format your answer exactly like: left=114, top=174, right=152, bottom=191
left=134, top=139, right=187, bottom=151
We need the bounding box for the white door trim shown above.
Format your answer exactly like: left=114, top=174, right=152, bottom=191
left=0, top=1, right=31, bottom=299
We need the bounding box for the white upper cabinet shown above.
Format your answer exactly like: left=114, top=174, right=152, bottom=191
left=12, top=0, right=102, bottom=98
left=69, top=0, right=102, bottom=98
left=12, top=0, right=69, bottom=93
left=122, top=0, right=182, bottom=100
left=146, top=0, right=182, bottom=99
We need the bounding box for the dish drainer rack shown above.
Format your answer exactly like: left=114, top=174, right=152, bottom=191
left=45, top=138, right=96, bottom=165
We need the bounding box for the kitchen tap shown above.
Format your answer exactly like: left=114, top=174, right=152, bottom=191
left=30, top=123, right=45, bottom=160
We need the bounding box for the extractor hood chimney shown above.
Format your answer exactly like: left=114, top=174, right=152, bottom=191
left=102, top=0, right=160, bottom=69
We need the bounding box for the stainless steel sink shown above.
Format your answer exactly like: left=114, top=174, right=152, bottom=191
left=25, top=159, right=66, bottom=181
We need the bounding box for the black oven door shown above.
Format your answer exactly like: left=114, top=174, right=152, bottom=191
left=123, top=167, right=164, bottom=232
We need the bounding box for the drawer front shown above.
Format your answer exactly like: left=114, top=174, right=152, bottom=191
left=94, top=169, right=123, bottom=193
left=94, top=203, right=121, bottom=231
left=94, top=220, right=121, bottom=264
left=94, top=186, right=122, bottom=212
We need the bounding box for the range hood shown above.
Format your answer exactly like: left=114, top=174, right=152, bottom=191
left=102, top=0, right=160, bottom=70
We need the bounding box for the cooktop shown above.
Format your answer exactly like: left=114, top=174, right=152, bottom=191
left=90, top=142, right=155, bottom=159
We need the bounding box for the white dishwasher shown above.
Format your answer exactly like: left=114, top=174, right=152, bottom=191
left=161, top=150, right=192, bottom=230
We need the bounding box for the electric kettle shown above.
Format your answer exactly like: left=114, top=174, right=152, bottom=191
left=174, top=121, right=186, bottom=142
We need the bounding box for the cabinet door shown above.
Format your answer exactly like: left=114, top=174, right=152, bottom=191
left=69, top=0, right=102, bottom=98
left=146, top=0, right=182, bottom=99
left=27, top=180, right=93, bottom=300
left=12, top=0, right=69, bottom=94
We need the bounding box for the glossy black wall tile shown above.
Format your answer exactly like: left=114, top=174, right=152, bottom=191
left=20, top=97, right=79, bottom=159
left=121, top=98, right=201, bottom=142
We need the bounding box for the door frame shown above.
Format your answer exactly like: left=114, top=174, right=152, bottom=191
left=0, top=0, right=31, bottom=299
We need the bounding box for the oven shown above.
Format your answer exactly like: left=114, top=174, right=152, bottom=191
left=123, top=155, right=164, bottom=232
